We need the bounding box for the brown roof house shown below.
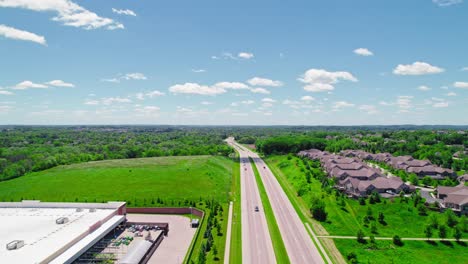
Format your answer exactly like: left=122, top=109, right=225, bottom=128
left=437, top=185, right=468, bottom=215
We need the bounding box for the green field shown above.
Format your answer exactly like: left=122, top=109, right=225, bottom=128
left=0, top=155, right=233, bottom=205
left=334, top=239, right=468, bottom=264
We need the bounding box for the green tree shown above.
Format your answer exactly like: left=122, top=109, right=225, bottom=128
left=453, top=226, right=462, bottom=242
left=417, top=204, right=427, bottom=216
left=310, top=196, right=327, bottom=222
left=356, top=229, right=365, bottom=243
left=424, top=225, right=433, bottom=240
left=378, top=212, right=385, bottom=224
left=438, top=225, right=447, bottom=240
left=393, top=235, right=403, bottom=246
left=370, top=222, right=378, bottom=234
left=445, top=210, right=458, bottom=227
left=428, top=214, right=439, bottom=229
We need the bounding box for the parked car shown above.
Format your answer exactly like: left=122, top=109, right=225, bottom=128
left=255, top=206, right=259, bottom=212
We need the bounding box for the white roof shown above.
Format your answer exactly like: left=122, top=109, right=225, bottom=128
left=119, top=240, right=153, bottom=264
left=0, top=207, right=119, bottom=264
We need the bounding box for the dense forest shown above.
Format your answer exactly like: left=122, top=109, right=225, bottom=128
left=1, top=125, right=467, bottom=181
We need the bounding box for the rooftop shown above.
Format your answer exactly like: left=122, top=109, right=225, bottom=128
left=0, top=201, right=125, bottom=264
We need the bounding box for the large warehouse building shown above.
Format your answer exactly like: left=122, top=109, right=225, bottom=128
left=0, top=200, right=126, bottom=264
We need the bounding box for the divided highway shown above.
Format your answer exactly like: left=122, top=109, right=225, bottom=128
left=227, top=138, right=276, bottom=264
left=229, top=138, right=327, bottom=264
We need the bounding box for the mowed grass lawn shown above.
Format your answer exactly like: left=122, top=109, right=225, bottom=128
left=334, top=239, right=468, bottom=264
left=0, top=155, right=233, bottom=205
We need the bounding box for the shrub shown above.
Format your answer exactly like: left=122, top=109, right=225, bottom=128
left=357, top=229, right=365, bottom=243
left=347, top=252, right=357, bottom=261
left=393, top=235, right=403, bottom=246
left=453, top=226, right=462, bottom=242
left=424, top=225, right=433, bottom=240
left=417, top=204, right=427, bottom=216
left=438, top=225, right=447, bottom=240
left=310, top=196, right=327, bottom=222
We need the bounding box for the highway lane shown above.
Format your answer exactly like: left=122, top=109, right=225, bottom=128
left=227, top=138, right=276, bottom=264
left=232, top=140, right=327, bottom=264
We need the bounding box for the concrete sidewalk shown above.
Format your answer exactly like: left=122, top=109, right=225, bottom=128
left=223, top=201, right=233, bottom=264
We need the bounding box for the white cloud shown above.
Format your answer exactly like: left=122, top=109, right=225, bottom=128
left=135, top=93, right=145, bottom=100
left=0, top=0, right=123, bottom=30
left=447, top=92, right=456, bottom=96
left=123, top=73, right=147, bottom=80
left=12, top=80, right=48, bottom=90
left=169, top=83, right=225, bottom=96
left=433, top=101, right=449, bottom=107
left=393, top=62, right=444, bottom=75
left=461, top=67, right=468, bottom=71
left=298, top=69, right=357, bottom=92
left=454, top=81, right=468, bottom=88
left=396, top=96, right=413, bottom=110
left=359, top=105, right=378, bottom=114
left=238, top=52, right=254, bottom=59
left=429, top=98, right=449, bottom=108
left=214, top=82, right=249, bottom=90
left=146, top=90, right=165, bottom=98
left=0, top=24, right=46, bottom=45
left=261, top=98, right=276, bottom=103
left=46, top=80, right=74, bottom=87
left=191, top=69, right=206, bottom=73
left=0, top=105, right=12, bottom=112
left=84, top=99, right=99, bottom=105
left=379, top=101, right=394, bottom=106
left=135, top=106, right=160, bottom=115
left=101, top=97, right=131, bottom=105
left=0, top=90, right=14, bottom=95
left=247, top=77, right=283, bottom=87
left=102, top=73, right=147, bottom=83
left=241, top=100, right=255, bottom=105
left=112, top=8, right=136, bottom=16
left=433, top=0, right=463, bottom=7
left=417, top=85, right=431, bottom=91
left=300, top=95, right=315, bottom=101
left=353, top=48, right=373, bottom=56
left=250, top=87, right=270, bottom=94
left=213, top=52, right=255, bottom=60
left=201, top=101, right=213, bottom=105
left=333, top=101, right=355, bottom=109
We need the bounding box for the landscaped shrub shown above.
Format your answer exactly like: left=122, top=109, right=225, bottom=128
left=393, top=235, right=403, bottom=246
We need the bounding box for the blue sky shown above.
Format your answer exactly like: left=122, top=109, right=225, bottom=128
left=0, top=0, right=467, bottom=125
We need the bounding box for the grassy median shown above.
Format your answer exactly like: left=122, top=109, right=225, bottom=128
left=229, top=153, right=242, bottom=264
left=250, top=157, right=290, bottom=264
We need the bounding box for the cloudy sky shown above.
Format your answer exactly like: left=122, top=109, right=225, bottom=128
left=0, top=0, right=467, bottom=125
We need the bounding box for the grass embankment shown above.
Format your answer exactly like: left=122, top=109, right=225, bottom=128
left=229, top=153, right=242, bottom=264
left=335, top=239, right=468, bottom=264
left=266, top=155, right=468, bottom=264
left=0, top=156, right=231, bottom=204
left=250, top=157, right=290, bottom=264
left=266, top=155, right=341, bottom=263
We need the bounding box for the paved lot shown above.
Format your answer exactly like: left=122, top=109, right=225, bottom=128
left=126, top=214, right=196, bottom=264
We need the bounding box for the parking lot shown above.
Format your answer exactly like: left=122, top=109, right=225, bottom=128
left=126, top=214, right=197, bottom=264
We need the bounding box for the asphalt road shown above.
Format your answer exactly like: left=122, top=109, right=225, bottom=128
left=227, top=138, right=276, bottom=264
left=230, top=139, right=326, bottom=264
